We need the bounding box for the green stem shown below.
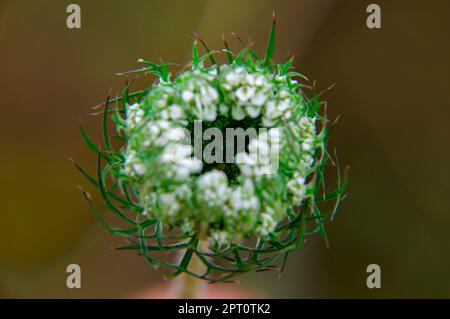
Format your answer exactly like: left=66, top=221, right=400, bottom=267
left=177, top=239, right=208, bottom=299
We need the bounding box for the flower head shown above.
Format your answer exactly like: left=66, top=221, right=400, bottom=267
left=79, top=17, right=347, bottom=282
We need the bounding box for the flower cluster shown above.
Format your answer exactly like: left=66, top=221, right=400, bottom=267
left=120, top=62, right=319, bottom=247
left=79, top=20, right=347, bottom=281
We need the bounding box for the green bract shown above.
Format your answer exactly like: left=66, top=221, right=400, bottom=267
left=77, top=18, right=347, bottom=282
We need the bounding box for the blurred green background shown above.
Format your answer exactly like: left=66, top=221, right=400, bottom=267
left=0, top=0, right=449, bottom=298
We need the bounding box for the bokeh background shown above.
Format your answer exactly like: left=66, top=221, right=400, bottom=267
left=0, top=0, right=449, bottom=298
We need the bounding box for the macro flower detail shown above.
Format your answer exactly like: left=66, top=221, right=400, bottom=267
left=77, top=16, right=347, bottom=282
left=197, top=170, right=230, bottom=208
left=179, top=72, right=219, bottom=121
left=221, top=66, right=272, bottom=120
left=126, top=102, right=145, bottom=130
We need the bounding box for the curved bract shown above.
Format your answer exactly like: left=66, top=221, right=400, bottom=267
left=77, top=17, right=348, bottom=282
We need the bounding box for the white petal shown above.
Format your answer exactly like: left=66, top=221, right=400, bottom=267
left=219, top=104, right=228, bottom=114
left=235, top=86, right=255, bottom=102
left=246, top=104, right=261, bottom=118
left=169, top=104, right=184, bottom=119
left=251, top=91, right=267, bottom=106
left=254, top=75, right=265, bottom=86
left=182, top=90, right=194, bottom=102
left=203, top=105, right=217, bottom=121
left=133, top=163, right=146, bottom=175
left=262, top=116, right=275, bottom=127
left=232, top=104, right=246, bottom=120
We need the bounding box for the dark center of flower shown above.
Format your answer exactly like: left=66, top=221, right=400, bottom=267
left=186, top=115, right=263, bottom=185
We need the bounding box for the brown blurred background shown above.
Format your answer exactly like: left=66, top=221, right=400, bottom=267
left=0, top=0, right=449, bottom=298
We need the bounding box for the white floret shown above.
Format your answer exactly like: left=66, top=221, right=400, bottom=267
left=197, top=170, right=230, bottom=207
left=255, top=212, right=276, bottom=237
left=124, top=150, right=146, bottom=177
left=160, top=144, right=202, bottom=180
left=211, top=230, right=230, bottom=247
left=287, top=171, right=308, bottom=205
left=126, top=103, right=145, bottom=129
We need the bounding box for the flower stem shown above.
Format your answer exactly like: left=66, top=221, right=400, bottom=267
left=177, top=239, right=207, bottom=299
